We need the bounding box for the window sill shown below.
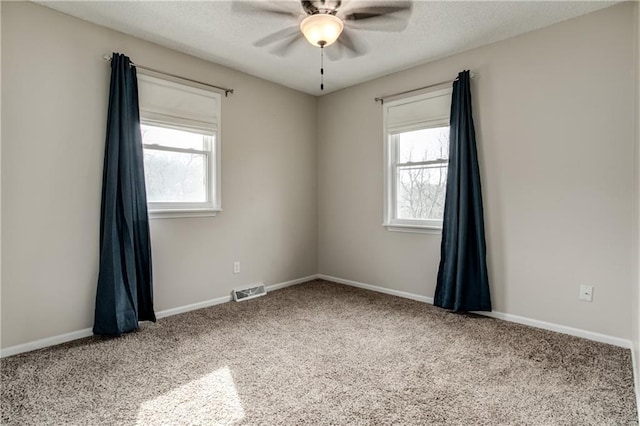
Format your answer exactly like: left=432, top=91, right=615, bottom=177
left=384, top=223, right=442, bottom=235
left=149, top=209, right=221, bottom=219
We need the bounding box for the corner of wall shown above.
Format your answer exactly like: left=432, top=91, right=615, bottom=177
left=314, top=94, right=321, bottom=275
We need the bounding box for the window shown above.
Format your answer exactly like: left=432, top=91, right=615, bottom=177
left=141, top=124, right=214, bottom=205
left=383, top=87, right=452, bottom=232
left=137, top=72, right=221, bottom=218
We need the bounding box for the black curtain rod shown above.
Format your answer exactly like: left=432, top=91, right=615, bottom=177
left=103, top=54, right=234, bottom=97
left=374, top=72, right=476, bottom=104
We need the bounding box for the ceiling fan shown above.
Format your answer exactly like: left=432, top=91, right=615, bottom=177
left=235, top=0, right=413, bottom=90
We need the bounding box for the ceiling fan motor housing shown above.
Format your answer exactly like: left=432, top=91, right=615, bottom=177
left=302, top=0, right=342, bottom=16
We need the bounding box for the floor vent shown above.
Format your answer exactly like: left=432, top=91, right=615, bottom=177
left=233, top=283, right=267, bottom=302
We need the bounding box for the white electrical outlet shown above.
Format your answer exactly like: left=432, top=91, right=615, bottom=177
left=233, top=261, right=240, bottom=274
left=579, top=285, right=593, bottom=302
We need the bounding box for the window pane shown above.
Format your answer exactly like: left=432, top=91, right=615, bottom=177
left=141, top=124, right=208, bottom=151
left=398, top=127, right=449, bottom=163
left=396, top=165, right=447, bottom=220
left=143, top=149, right=207, bottom=203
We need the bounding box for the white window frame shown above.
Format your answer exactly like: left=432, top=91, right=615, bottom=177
left=137, top=71, right=223, bottom=220
left=141, top=121, right=221, bottom=219
left=383, top=87, right=452, bottom=233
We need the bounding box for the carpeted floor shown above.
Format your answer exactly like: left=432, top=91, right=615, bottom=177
left=1, top=279, right=637, bottom=425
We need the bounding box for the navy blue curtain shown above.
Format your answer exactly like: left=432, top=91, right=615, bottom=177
left=434, top=70, right=491, bottom=312
left=94, top=53, right=156, bottom=336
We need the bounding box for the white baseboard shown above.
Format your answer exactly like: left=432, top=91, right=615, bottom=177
left=2, top=273, right=631, bottom=357
left=155, top=294, right=232, bottom=319
left=0, top=328, right=94, bottom=359
left=477, top=310, right=630, bottom=348
left=317, top=274, right=631, bottom=349
left=264, top=274, right=320, bottom=292
left=317, top=274, right=433, bottom=304
left=0, top=274, right=318, bottom=358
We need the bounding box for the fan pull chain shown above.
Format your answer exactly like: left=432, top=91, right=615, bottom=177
left=320, top=44, right=324, bottom=91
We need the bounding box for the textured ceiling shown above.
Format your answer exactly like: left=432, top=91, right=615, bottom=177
left=37, top=1, right=618, bottom=96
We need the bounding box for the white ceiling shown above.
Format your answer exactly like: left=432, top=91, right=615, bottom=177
left=37, top=0, right=618, bottom=96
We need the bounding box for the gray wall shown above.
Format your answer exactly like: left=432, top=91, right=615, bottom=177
left=2, top=1, right=638, bottom=351
left=634, top=0, right=640, bottom=398
left=0, top=0, right=3, bottom=351
left=318, top=3, right=637, bottom=339
left=1, top=2, right=318, bottom=348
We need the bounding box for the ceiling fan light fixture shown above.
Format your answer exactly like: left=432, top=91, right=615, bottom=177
left=300, top=14, right=344, bottom=47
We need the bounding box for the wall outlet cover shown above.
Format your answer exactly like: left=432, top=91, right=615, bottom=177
left=579, top=285, right=593, bottom=302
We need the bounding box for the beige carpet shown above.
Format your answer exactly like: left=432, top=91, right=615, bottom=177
left=1, top=279, right=637, bottom=425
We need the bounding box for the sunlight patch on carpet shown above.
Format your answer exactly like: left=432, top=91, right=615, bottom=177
left=136, top=366, right=245, bottom=425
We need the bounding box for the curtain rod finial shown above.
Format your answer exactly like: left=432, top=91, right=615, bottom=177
left=103, top=54, right=112, bottom=61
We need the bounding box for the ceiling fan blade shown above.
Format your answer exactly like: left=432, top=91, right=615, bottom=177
left=343, top=3, right=412, bottom=20
left=270, top=33, right=305, bottom=57
left=232, top=1, right=301, bottom=19
left=254, top=26, right=301, bottom=47
left=335, top=28, right=367, bottom=58
left=344, top=14, right=409, bottom=32
left=342, top=2, right=412, bottom=31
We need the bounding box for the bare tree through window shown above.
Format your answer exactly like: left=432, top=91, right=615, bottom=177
left=396, top=127, right=449, bottom=221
